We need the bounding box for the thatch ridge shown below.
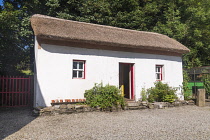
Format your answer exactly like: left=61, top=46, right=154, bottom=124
left=30, top=14, right=190, bottom=55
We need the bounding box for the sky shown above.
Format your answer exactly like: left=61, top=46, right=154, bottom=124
left=0, top=0, right=3, bottom=6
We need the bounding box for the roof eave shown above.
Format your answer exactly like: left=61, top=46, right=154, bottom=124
left=36, top=35, right=189, bottom=56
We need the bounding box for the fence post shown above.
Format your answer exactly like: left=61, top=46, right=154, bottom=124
left=29, top=76, right=34, bottom=107
left=196, top=89, right=205, bottom=107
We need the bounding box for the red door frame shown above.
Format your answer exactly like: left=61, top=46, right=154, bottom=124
left=119, top=63, right=134, bottom=100
left=130, top=64, right=134, bottom=100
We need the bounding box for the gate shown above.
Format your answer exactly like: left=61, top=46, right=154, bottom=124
left=0, top=76, right=33, bottom=107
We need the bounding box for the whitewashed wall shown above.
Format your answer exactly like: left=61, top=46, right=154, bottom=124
left=34, top=42, right=184, bottom=107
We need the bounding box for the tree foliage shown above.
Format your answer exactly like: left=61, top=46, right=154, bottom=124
left=1, top=0, right=210, bottom=75
left=202, top=74, right=210, bottom=96
left=0, top=2, right=28, bottom=75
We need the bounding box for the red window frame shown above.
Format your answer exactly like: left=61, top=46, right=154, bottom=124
left=156, top=65, right=163, bottom=81
left=72, top=60, right=86, bottom=79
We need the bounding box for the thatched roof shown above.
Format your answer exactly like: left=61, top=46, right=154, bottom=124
left=30, top=14, right=190, bottom=56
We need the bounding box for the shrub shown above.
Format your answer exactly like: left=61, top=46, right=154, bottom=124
left=202, top=74, right=210, bottom=97
left=163, top=95, right=176, bottom=103
left=183, top=91, right=192, bottom=101
left=147, top=81, right=177, bottom=102
left=140, top=88, right=147, bottom=101
left=182, top=70, right=192, bottom=100
left=84, top=83, right=125, bottom=110
left=147, top=93, right=157, bottom=103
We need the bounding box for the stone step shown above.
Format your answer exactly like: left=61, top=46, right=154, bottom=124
left=127, top=102, right=139, bottom=107
left=127, top=106, right=140, bottom=110
left=125, top=100, right=140, bottom=110
left=125, top=98, right=135, bottom=101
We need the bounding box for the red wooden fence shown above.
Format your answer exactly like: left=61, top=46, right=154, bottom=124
left=0, top=76, right=33, bottom=107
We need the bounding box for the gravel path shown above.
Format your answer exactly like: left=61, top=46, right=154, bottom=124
left=1, top=106, right=210, bottom=140
left=0, top=107, right=36, bottom=140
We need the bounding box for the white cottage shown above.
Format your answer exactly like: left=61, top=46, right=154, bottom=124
left=31, top=14, right=190, bottom=107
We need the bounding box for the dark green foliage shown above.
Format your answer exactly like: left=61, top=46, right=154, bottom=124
left=1, top=0, right=210, bottom=74
left=84, top=83, right=125, bottom=110
left=202, top=74, right=210, bottom=96
left=182, top=70, right=192, bottom=100
left=0, top=1, right=33, bottom=75
left=147, top=81, right=177, bottom=103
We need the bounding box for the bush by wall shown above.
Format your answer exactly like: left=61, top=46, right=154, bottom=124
left=140, top=87, right=147, bottom=101
left=146, top=81, right=177, bottom=103
left=84, top=83, right=125, bottom=111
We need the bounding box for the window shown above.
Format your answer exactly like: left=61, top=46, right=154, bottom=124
left=156, top=65, right=163, bottom=81
left=72, top=60, right=85, bottom=79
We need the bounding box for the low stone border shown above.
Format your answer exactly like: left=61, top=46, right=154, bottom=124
left=34, top=100, right=195, bottom=116
left=134, top=100, right=195, bottom=109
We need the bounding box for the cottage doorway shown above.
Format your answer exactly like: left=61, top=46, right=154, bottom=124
left=119, top=63, right=134, bottom=100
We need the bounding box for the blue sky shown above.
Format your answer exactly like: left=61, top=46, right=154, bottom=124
left=0, top=0, right=3, bottom=6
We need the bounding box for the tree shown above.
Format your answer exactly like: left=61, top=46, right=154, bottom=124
left=180, top=0, right=210, bottom=68
left=0, top=2, right=27, bottom=75
left=0, top=0, right=210, bottom=75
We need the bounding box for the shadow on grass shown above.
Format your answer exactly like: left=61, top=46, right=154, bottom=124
left=0, top=107, right=37, bottom=139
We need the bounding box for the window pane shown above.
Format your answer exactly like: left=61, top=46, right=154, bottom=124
left=73, top=62, right=77, bottom=69
left=73, top=70, right=77, bottom=78
left=79, top=62, right=83, bottom=69
left=78, top=71, right=83, bottom=78
left=156, top=73, right=160, bottom=80
left=156, top=67, right=160, bottom=72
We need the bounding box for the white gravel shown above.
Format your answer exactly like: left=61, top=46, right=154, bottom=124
left=1, top=106, right=210, bottom=140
